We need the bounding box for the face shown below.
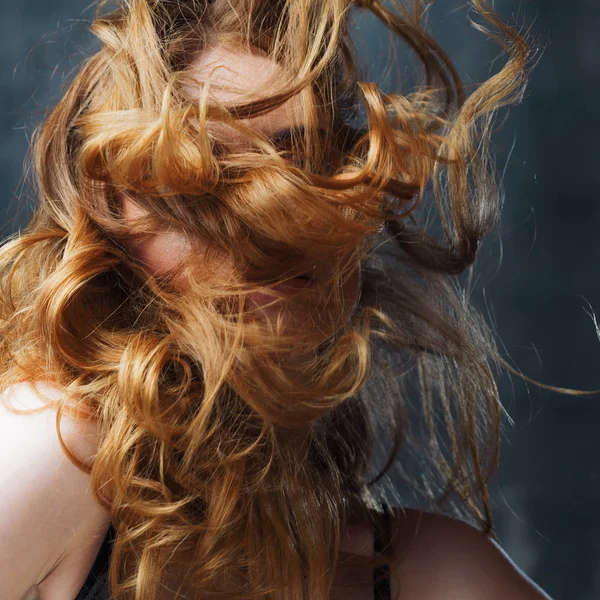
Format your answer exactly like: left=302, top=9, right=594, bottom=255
left=121, top=43, right=361, bottom=340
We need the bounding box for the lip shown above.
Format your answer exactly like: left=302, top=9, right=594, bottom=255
left=244, top=273, right=317, bottom=306
left=268, top=276, right=316, bottom=292
left=245, top=268, right=316, bottom=285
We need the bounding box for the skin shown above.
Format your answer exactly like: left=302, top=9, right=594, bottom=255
left=121, top=43, right=361, bottom=339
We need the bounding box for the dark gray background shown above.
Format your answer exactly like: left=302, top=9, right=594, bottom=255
left=2, top=2, right=599, bottom=598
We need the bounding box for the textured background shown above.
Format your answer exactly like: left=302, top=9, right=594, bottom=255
left=1, top=2, right=599, bottom=599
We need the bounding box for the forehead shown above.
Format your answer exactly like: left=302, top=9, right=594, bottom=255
left=186, top=44, right=321, bottom=147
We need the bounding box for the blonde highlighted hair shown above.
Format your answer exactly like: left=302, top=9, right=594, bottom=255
left=0, top=0, right=532, bottom=598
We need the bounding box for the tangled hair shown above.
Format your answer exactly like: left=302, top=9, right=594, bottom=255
left=0, top=0, right=534, bottom=598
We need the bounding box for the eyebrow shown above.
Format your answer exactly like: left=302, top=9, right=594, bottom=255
left=268, top=125, right=327, bottom=146
left=270, top=124, right=365, bottom=152
left=211, top=124, right=363, bottom=155
left=210, top=125, right=323, bottom=156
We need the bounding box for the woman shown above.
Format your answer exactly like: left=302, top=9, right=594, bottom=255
left=0, top=0, right=554, bottom=598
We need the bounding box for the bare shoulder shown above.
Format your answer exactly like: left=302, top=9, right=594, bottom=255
left=0, top=382, right=110, bottom=600
left=388, top=508, right=552, bottom=600
left=1, top=381, right=103, bottom=461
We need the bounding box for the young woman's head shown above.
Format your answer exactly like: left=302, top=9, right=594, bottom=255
left=119, top=40, right=363, bottom=339
left=0, top=0, right=531, bottom=598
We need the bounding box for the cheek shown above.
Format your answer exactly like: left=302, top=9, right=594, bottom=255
left=120, top=195, right=191, bottom=275
left=128, top=229, right=192, bottom=275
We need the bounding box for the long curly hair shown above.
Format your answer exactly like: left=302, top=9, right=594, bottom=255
left=0, top=0, right=533, bottom=598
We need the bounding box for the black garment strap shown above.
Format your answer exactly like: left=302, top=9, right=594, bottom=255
left=74, top=525, right=114, bottom=600
left=373, top=502, right=392, bottom=600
